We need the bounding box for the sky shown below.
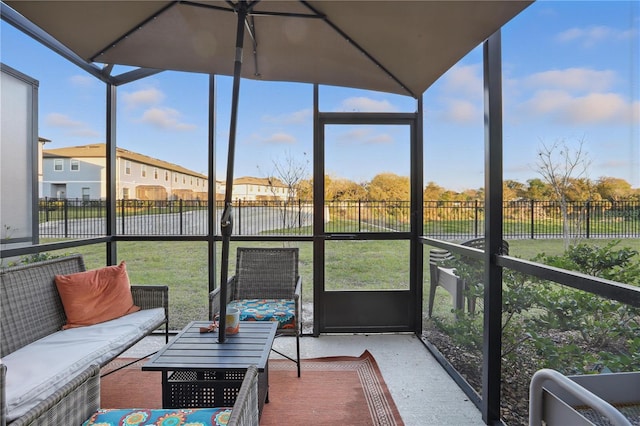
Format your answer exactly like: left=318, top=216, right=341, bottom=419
left=1, top=1, right=638, bottom=192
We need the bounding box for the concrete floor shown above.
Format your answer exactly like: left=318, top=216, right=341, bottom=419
left=124, top=332, right=485, bottom=426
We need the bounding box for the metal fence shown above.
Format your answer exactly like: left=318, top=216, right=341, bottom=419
left=38, top=198, right=640, bottom=239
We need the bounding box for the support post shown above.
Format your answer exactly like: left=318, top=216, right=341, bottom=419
left=482, top=30, right=504, bottom=424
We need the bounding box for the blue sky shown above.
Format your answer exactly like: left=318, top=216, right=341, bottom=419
left=1, top=1, right=638, bottom=192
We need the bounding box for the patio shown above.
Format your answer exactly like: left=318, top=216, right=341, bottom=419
left=2, top=1, right=639, bottom=425
left=123, top=333, right=485, bottom=426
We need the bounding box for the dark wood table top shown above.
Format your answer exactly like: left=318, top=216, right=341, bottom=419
left=142, top=321, right=277, bottom=372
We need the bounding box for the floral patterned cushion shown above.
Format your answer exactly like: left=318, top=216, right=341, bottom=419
left=229, top=299, right=296, bottom=330
left=82, top=407, right=232, bottom=426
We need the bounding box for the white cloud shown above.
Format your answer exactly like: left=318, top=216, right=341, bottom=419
left=440, top=99, right=481, bottom=124
left=522, top=90, right=639, bottom=125
left=556, top=25, right=636, bottom=47
left=45, top=113, right=100, bottom=138
left=344, top=128, right=369, bottom=139
left=69, top=74, right=96, bottom=88
left=337, top=97, right=398, bottom=112
left=262, top=109, right=312, bottom=125
left=138, top=107, right=196, bottom=131
left=46, top=113, right=83, bottom=128
left=525, top=68, right=616, bottom=93
left=524, top=90, right=573, bottom=114
left=433, top=65, right=484, bottom=124
left=122, top=88, right=165, bottom=108
left=562, top=93, right=638, bottom=124
left=365, top=133, right=394, bottom=144
left=442, top=64, right=483, bottom=98
left=263, top=132, right=297, bottom=144
left=339, top=127, right=393, bottom=144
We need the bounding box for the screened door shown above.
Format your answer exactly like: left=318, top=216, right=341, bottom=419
left=313, top=112, right=421, bottom=333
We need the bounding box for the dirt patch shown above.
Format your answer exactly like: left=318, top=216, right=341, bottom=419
left=423, top=324, right=536, bottom=426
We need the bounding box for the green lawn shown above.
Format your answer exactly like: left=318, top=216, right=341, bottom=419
left=507, top=238, right=640, bottom=260
left=424, top=238, right=639, bottom=319
left=37, top=237, right=638, bottom=330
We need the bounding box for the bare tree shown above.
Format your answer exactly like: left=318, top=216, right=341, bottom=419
left=535, top=138, right=592, bottom=248
left=259, top=151, right=310, bottom=233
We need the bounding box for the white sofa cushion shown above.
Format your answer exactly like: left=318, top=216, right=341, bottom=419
left=3, top=308, right=164, bottom=421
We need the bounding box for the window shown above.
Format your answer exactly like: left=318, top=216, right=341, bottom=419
left=82, top=187, right=90, bottom=201
left=54, top=159, right=63, bottom=171
left=154, top=168, right=159, bottom=180
left=165, top=171, right=169, bottom=181
left=174, top=174, right=178, bottom=183
left=141, top=165, right=147, bottom=178
left=125, top=160, right=131, bottom=175
left=123, top=187, right=129, bottom=199
left=71, top=159, right=80, bottom=171
left=182, top=176, right=186, bottom=184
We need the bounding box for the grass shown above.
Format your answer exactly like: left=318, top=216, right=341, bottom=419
left=507, top=238, right=640, bottom=260
left=37, top=237, right=639, bottom=330
left=424, top=238, right=640, bottom=319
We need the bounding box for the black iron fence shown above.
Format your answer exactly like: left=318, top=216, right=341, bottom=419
left=38, top=198, right=640, bottom=239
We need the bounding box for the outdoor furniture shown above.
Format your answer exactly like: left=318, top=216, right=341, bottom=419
left=1, top=363, right=100, bottom=426
left=142, top=321, right=276, bottom=417
left=529, top=368, right=639, bottom=425
left=84, top=365, right=260, bottom=426
left=210, top=247, right=302, bottom=377
left=0, top=255, right=168, bottom=426
left=428, top=238, right=509, bottom=317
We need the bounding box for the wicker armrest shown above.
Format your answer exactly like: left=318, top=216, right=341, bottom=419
left=9, top=364, right=100, bottom=426
left=131, top=285, right=169, bottom=339
left=208, top=278, right=237, bottom=320
left=131, top=285, right=169, bottom=312
left=294, top=276, right=302, bottom=300
left=227, top=365, right=259, bottom=426
left=294, top=276, right=302, bottom=332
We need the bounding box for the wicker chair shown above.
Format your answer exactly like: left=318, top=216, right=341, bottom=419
left=210, top=247, right=301, bottom=377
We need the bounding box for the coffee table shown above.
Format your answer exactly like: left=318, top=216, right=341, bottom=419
left=142, top=320, right=277, bottom=414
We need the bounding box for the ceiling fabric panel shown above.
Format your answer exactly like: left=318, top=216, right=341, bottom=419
left=6, top=0, right=533, bottom=97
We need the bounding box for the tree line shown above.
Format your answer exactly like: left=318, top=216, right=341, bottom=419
left=268, top=142, right=638, bottom=204
left=293, top=173, right=639, bottom=203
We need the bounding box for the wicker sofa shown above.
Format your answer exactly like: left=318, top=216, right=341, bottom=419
left=0, top=254, right=169, bottom=426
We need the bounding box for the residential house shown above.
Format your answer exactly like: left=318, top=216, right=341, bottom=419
left=42, top=143, right=208, bottom=200
left=231, top=176, right=291, bottom=202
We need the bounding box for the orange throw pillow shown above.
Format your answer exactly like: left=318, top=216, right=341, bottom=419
left=55, top=261, right=140, bottom=329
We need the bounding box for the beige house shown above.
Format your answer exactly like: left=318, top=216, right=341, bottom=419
left=229, top=176, right=291, bottom=202
left=42, top=143, right=208, bottom=200
left=41, top=144, right=291, bottom=202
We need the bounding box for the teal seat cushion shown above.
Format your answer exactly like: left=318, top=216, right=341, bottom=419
left=229, top=299, right=296, bottom=330
left=83, top=408, right=232, bottom=425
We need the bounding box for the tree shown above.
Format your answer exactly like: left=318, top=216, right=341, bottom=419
left=596, top=177, right=634, bottom=203
left=261, top=151, right=310, bottom=231
left=327, top=178, right=367, bottom=201
left=296, top=178, right=313, bottom=201
left=423, top=181, right=445, bottom=200
left=504, top=180, right=525, bottom=201
left=367, top=173, right=410, bottom=201
left=565, top=177, right=598, bottom=202
left=535, top=138, right=592, bottom=248
left=522, top=178, right=551, bottom=200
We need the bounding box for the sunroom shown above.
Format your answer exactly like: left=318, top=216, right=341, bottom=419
left=1, top=1, right=639, bottom=425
